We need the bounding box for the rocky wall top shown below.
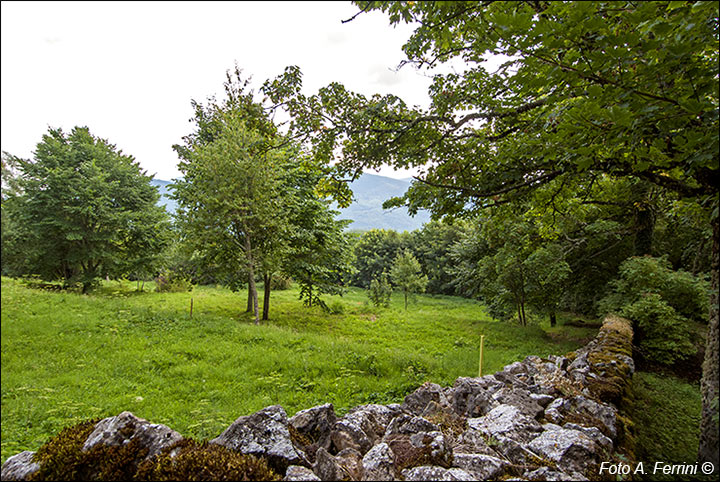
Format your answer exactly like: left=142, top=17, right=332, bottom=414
left=1, top=315, right=635, bottom=481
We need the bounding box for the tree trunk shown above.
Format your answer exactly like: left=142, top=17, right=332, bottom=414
left=244, top=235, right=259, bottom=325
left=549, top=311, right=556, bottom=327
left=698, top=214, right=719, bottom=467
left=633, top=183, right=655, bottom=256
left=262, top=272, right=271, bottom=321
left=248, top=269, right=259, bottom=324
left=520, top=301, right=527, bottom=327
left=246, top=283, right=253, bottom=313
left=516, top=300, right=523, bottom=325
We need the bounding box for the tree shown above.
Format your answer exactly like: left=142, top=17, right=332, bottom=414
left=264, top=2, right=718, bottom=463
left=2, top=127, right=170, bottom=292
left=282, top=159, right=355, bottom=309
left=351, top=229, right=411, bottom=288
left=410, top=219, right=467, bottom=295
left=390, top=249, right=428, bottom=310
left=368, top=270, right=392, bottom=308
left=172, top=99, right=286, bottom=324
left=525, top=244, right=571, bottom=327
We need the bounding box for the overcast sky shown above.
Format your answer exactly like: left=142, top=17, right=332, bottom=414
left=1, top=1, right=434, bottom=181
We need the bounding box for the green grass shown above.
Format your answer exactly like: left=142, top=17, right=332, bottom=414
left=631, top=371, right=710, bottom=481
left=1, top=276, right=597, bottom=464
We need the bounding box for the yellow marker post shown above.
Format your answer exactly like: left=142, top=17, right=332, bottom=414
left=478, top=335, right=485, bottom=378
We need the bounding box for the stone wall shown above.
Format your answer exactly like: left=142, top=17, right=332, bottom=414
left=1, top=315, right=634, bottom=481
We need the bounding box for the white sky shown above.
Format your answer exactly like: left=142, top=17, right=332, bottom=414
left=1, top=1, right=435, bottom=181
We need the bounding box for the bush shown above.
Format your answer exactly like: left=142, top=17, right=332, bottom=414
left=599, top=256, right=709, bottom=322
left=621, top=294, right=696, bottom=364
left=368, top=271, right=392, bottom=308
left=599, top=256, right=707, bottom=366
left=155, top=270, right=194, bottom=293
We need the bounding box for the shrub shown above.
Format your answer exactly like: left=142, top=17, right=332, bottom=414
left=599, top=256, right=707, bottom=366
left=621, top=294, right=695, bottom=365
left=599, top=256, right=709, bottom=321
left=368, top=271, right=392, bottom=308
left=155, top=269, right=193, bottom=293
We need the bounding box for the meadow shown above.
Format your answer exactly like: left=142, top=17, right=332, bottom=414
left=1, top=275, right=599, bottom=464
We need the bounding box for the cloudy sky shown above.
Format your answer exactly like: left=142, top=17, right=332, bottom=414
left=1, top=1, right=434, bottom=181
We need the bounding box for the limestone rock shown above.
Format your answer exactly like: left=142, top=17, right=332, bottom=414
left=527, top=427, right=598, bottom=475
left=563, top=423, right=613, bottom=453
left=0, top=451, right=40, bottom=481
left=452, top=452, right=509, bottom=480
left=491, top=387, right=544, bottom=418
left=331, top=404, right=395, bottom=455
left=83, top=411, right=182, bottom=460
left=312, top=447, right=343, bottom=481
left=524, top=466, right=579, bottom=481
left=447, top=376, right=502, bottom=418
left=211, top=405, right=305, bottom=472
left=402, top=382, right=450, bottom=415
left=284, top=465, right=321, bottom=481
left=470, top=404, right=542, bottom=444
left=544, top=396, right=617, bottom=438
left=336, top=448, right=364, bottom=481
left=401, top=465, right=474, bottom=481
left=289, top=403, right=337, bottom=462
left=361, top=442, right=395, bottom=481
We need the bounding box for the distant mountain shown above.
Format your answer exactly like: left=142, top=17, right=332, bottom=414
left=150, top=173, right=430, bottom=232
left=336, top=173, right=431, bottom=232
left=150, top=179, right=178, bottom=215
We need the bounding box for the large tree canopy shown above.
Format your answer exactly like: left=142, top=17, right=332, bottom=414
left=263, top=0, right=718, bottom=466
left=2, top=127, right=170, bottom=292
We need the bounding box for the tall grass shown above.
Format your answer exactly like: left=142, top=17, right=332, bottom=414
left=1, top=276, right=596, bottom=464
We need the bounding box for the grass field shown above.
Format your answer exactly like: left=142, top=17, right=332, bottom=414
left=0, top=276, right=599, bottom=464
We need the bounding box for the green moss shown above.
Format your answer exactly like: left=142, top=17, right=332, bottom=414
left=25, top=418, right=280, bottom=481
left=28, top=418, right=148, bottom=481
left=135, top=438, right=281, bottom=481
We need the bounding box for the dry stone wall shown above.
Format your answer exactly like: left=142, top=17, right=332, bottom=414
left=1, top=315, right=634, bottom=481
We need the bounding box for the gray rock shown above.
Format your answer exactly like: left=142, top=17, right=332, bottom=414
left=455, top=422, right=501, bottom=456
left=563, top=423, right=613, bottom=453
left=361, top=442, right=395, bottom=481
left=524, top=466, right=578, bottom=481
left=347, top=404, right=398, bottom=430
left=331, top=404, right=395, bottom=455
left=211, top=405, right=305, bottom=472
left=0, top=451, right=40, bottom=481
left=527, top=427, right=597, bottom=475
left=470, top=404, right=542, bottom=444
left=313, top=447, right=342, bottom=481
left=285, top=465, right=321, bottom=481
left=83, top=411, right=183, bottom=460
left=336, top=448, right=364, bottom=481
left=383, top=413, right=450, bottom=470
left=447, top=376, right=502, bottom=418
left=493, top=370, right=530, bottom=389
left=401, top=465, right=475, bottom=481
left=384, top=415, right=440, bottom=437
left=289, top=403, right=337, bottom=462
left=491, top=387, right=544, bottom=418
left=452, top=452, right=509, bottom=480
left=402, top=382, right=450, bottom=415
left=545, top=395, right=617, bottom=438
left=529, top=393, right=555, bottom=407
